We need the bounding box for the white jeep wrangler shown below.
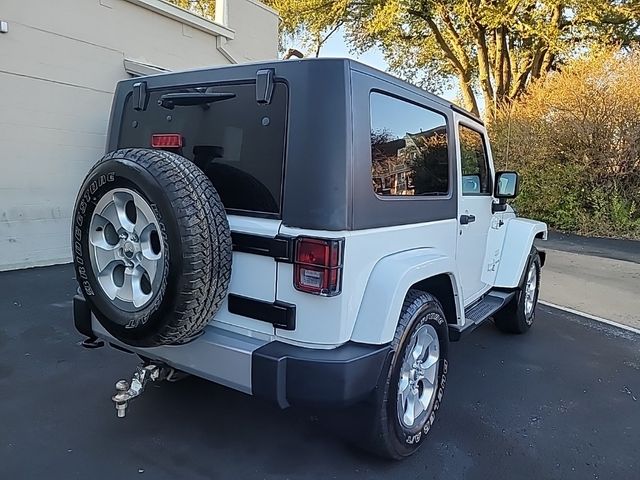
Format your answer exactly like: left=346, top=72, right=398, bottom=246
left=72, top=58, right=546, bottom=459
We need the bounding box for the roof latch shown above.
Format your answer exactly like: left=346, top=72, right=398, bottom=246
left=132, top=81, right=148, bottom=111
left=256, top=69, right=274, bottom=105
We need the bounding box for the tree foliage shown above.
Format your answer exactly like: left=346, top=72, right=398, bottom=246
left=490, top=48, right=640, bottom=238
left=266, top=1, right=354, bottom=56
left=167, top=0, right=216, bottom=20
left=266, top=0, right=640, bottom=117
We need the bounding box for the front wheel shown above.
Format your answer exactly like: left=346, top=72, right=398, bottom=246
left=494, top=247, right=541, bottom=334
left=364, top=290, right=449, bottom=459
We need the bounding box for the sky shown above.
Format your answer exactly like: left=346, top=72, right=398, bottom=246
left=320, top=30, right=388, bottom=71
left=313, top=29, right=460, bottom=102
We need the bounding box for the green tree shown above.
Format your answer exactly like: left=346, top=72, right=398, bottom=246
left=267, top=0, right=353, bottom=56
left=491, top=48, right=640, bottom=237
left=265, top=0, right=639, bottom=117
left=167, top=0, right=216, bottom=20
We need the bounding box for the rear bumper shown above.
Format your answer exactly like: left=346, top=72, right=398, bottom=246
left=73, top=295, right=390, bottom=408
left=252, top=340, right=390, bottom=408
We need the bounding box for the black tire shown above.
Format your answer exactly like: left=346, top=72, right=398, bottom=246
left=72, top=148, right=232, bottom=347
left=493, top=247, right=541, bottom=334
left=364, top=290, right=449, bottom=459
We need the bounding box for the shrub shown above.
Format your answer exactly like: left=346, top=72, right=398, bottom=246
left=490, top=48, right=640, bottom=239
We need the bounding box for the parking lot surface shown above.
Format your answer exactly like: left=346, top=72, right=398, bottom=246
left=1, top=264, right=639, bottom=479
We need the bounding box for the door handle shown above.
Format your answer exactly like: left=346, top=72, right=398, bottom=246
left=460, top=214, right=476, bottom=225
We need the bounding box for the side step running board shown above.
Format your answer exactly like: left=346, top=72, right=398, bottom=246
left=449, top=290, right=515, bottom=341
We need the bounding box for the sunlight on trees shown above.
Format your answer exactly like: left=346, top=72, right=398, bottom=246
left=167, top=0, right=216, bottom=20
left=491, top=48, right=640, bottom=238
left=264, top=0, right=640, bottom=117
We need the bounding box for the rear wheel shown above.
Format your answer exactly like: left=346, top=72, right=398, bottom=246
left=494, top=247, right=541, bottom=334
left=363, top=290, right=449, bottom=459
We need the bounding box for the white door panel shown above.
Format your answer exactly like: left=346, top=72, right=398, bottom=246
left=457, top=197, right=493, bottom=304
left=481, top=214, right=508, bottom=286
left=226, top=252, right=276, bottom=301
left=455, top=119, right=495, bottom=305
left=211, top=215, right=281, bottom=336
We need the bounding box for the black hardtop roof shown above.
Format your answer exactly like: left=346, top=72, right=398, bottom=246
left=125, top=57, right=483, bottom=126
left=109, top=57, right=464, bottom=231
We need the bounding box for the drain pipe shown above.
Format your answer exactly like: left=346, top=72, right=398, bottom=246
left=215, top=0, right=238, bottom=64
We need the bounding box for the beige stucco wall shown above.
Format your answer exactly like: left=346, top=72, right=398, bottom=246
left=0, top=0, right=279, bottom=270
left=222, top=0, right=280, bottom=62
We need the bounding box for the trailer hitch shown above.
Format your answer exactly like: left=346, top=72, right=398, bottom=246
left=111, top=363, right=171, bottom=418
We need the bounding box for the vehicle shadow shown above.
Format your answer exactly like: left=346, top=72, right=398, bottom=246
left=116, top=374, right=399, bottom=477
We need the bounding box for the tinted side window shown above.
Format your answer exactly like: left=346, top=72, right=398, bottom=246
left=370, top=93, right=449, bottom=196
left=459, top=125, right=491, bottom=195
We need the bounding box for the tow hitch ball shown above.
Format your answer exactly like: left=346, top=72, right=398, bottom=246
left=111, top=363, right=170, bottom=418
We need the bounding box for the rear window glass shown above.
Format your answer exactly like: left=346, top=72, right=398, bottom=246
left=119, top=82, right=288, bottom=215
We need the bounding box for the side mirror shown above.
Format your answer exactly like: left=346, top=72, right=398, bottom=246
left=495, top=171, right=519, bottom=198
left=492, top=171, right=519, bottom=213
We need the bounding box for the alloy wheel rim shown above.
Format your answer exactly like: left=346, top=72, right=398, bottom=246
left=397, top=322, right=440, bottom=429
left=88, top=188, right=164, bottom=310
left=524, top=263, right=538, bottom=320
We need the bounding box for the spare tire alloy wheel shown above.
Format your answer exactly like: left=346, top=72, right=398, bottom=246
left=73, top=148, right=232, bottom=347
left=89, top=189, right=164, bottom=311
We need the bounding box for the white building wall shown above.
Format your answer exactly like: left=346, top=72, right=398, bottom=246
left=0, top=0, right=279, bottom=270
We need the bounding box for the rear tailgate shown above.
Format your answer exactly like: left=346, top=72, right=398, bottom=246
left=116, top=76, right=288, bottom=335
left=216, top=215, right=281, bottom=335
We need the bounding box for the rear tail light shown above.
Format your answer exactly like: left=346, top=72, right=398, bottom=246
left=151, top=134, right=183, bottom=149
left=293, top=237, right=344, bottom=296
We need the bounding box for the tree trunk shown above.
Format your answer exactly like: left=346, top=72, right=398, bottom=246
left=314, top=33, right=322, bottom=58
left=475, top=27, right=495, bottom=118
left=458, top=72, right=480, bottom=116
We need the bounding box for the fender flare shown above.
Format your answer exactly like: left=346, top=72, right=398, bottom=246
left=350, top=248, right=462, bottom=345
left=494, top=218, right=547, bottom=288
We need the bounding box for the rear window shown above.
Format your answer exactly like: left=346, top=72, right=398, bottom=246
left=119, top=82, right=288, bottom=215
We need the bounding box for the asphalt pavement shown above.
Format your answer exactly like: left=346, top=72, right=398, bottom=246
left=540, top=230, right=640, bottom=265
left=1, top=264, right=639, bottom=479
left=535, top=231, right=640, bottom=330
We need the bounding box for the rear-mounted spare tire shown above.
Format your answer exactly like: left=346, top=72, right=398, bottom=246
left=72, top=148, right=232, bottom=347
